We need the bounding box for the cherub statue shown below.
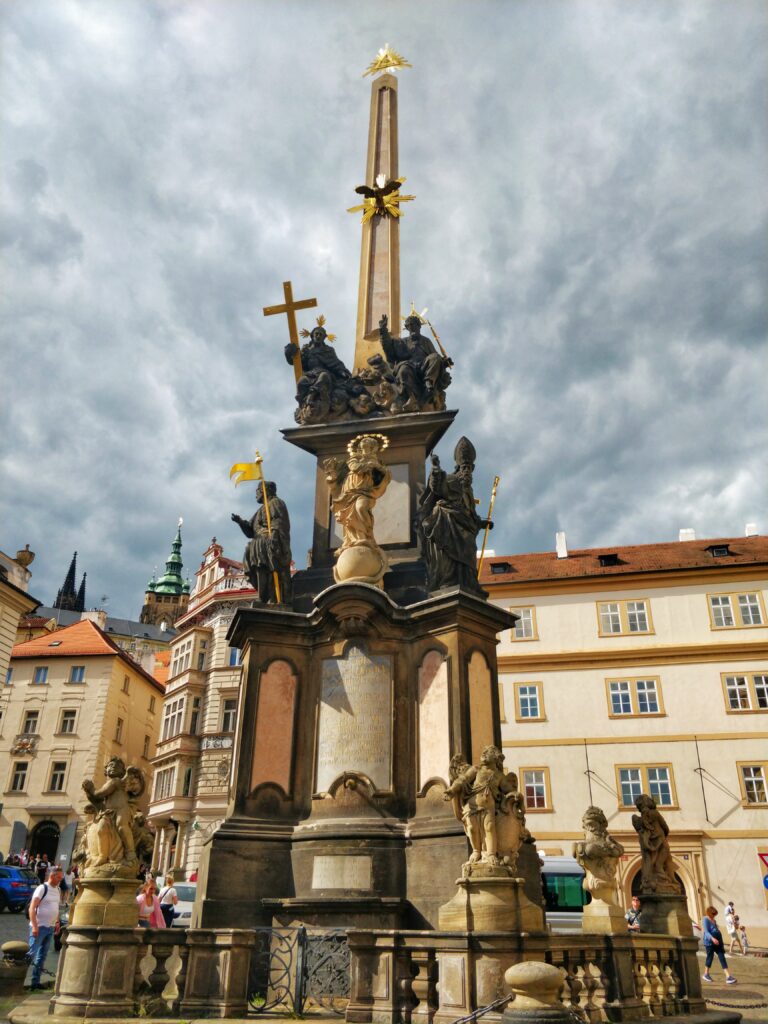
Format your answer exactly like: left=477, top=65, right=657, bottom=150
left=632, top=793, right=681, bottom=895
left=81, top=758, right=145, bottom=876
left=443, top=745, right=525, bottom=874
left=573, top=806, right=625, bottom=905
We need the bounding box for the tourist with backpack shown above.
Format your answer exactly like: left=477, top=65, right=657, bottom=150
left=27, top=866, right=63, bottom=991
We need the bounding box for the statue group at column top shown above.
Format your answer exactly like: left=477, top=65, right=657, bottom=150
left=285, top=312, right=452, bottom=425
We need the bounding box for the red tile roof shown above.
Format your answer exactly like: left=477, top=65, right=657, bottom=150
left=12, top=619, right=165, bottom=692
left=19, top=616, right=56, bottom=629
left=480, top=535, right=768, bottom=585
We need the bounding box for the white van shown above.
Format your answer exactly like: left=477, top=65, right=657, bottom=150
left=540, top=856, right=591, bottom=933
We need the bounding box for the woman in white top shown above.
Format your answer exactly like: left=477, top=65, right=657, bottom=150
left=158, top=874, right=178, bottom=928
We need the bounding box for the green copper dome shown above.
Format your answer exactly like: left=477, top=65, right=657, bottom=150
left=152, top=523, right=187, bottom=596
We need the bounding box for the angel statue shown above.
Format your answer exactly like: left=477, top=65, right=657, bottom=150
left=80, top=757, right=148, bottom=876
left=323, top=433, right=392, bottom=586
left=632, top=793, right=681, bottom=895
left=443, top=745, right=528, bottom=876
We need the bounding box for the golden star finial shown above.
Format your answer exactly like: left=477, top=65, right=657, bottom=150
left=362, top=44, right=412, bottom=77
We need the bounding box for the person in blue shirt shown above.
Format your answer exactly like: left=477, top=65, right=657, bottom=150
left=702, top=906, right=737, bottom=984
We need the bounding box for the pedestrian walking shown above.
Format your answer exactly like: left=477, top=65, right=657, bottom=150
left=136, top=880, right=166, bottom=929
left=625, top=895, right=642, bottom=932
left=158, top=874, right=179, bottom=928
left=724, top=904, right=743, bottom=955
left=27, top=866, right=63, bottom=990
left=35, top=855, right=49, bottom=884
left=702, top=907, right=737, bottom=985
left=739, top=922, right=749, bottom=956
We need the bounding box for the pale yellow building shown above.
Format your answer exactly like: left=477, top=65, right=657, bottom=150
left=483, top=530, right=768, bottom=945
left=2, top=619, right=164, bottom=863
left=148, top=539, right=253, bottom=877
left=1, top=547, right=39, bottom=691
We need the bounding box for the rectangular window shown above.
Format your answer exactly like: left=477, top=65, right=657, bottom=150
left=521, top=768, right=551, bottom=811
left=142, top=735, right=150, bottom=759
left=617, top=764, right=677, bottom=808
left=739, top=764, right=768, bottom=805
left=511, top=607, right=537, bottom=641
left=11, top=762, right=28, bottom=792
left=153, top=766, right=175, bottom=801
left=228, top=647, right=242, bottom=667
left=182, top=766, right=194, bottom=797
left=170, top=639, right=193, bottom=677
left=59, top=710, right=77, bottom=734
left=161, top=697, right=185, bottom=741
left=514, top=682, right=545, bottom=721
left=122, top=676, right=130, bottom=694
left=222, top=698, right=238, bottom=733
left=114, top=717, right=124, bottom=742
left=5, top=668, right=12, bottom=685
left=606, top=677, right=663, bottom=717
left=190, top=696, right=201, bottom=735
left=597, top=600, right=653, bottom=636
left=197, top=652, right=206, bottom=671
left=48, top=761, right=67, bottom=792
left=722, top=673, right=768, bottom=713
left=709, top=592, right=765, bottom=629
left=33, top=666, right=48, bottom=685
left=149, top=696, right=156, bottom=714
left=22, top=710, right=40, bottom=735
left=69, top=666, right=85, bottom=683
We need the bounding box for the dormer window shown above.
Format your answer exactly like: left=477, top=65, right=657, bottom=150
left=48, top=640, right=62, bottom=647
left=598, top=553, right=621, bottom=567
left=708, top=544, right=731, bottom=558
left=490, top=562, right=512, bottom=575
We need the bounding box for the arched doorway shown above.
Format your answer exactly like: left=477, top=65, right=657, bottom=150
left=628, top=861, right=698, bottom=919
left=29, top=820, right=60, bottom=861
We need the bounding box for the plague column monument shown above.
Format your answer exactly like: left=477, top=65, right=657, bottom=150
left=195, top=46, right=541, bottom=933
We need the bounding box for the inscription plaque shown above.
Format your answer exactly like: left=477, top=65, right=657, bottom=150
left=311, top=855, right=372, bottom=890
left=315, top=644, right=393, bottom=793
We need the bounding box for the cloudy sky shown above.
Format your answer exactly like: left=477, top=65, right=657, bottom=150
left=1, top=0, right=766, bottom=618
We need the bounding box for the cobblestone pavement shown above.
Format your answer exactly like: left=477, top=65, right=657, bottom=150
left=696, top=949, right=768, bottom=1022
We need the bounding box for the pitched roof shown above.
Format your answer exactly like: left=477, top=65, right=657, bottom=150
left=11, top=619, right=165, bottom=692
left=34, top=607, right=175, bottom=642
left=479, top=535, right=768, bottom=585
left=152, top=649, right=171, bottom=686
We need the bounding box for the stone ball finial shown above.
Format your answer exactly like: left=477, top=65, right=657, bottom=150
left=503, top=962, right=566, bottom=1015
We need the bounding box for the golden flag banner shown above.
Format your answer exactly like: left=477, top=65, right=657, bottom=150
left=229, top=460, right=263, bottom=486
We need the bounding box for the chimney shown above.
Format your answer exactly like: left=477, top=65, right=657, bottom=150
left=81, top=609, right=108, bottom=630
left=679, top=528, right=696, bottom=542
left=555, top=532, right=568, bottom=559
left=745, top=523, right=758, bottom=537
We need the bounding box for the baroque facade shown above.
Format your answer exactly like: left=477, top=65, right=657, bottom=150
left=3, top=619, right=164, bottom=863
left=483, top=530, right=768, bottom=945
left=147, top=539, right=254, bottom=877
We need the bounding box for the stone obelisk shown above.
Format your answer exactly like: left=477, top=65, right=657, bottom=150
left=352, top=71, right=402, bottom=372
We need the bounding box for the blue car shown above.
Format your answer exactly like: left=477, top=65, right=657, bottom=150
left=0, top=866, right=39, bottom=912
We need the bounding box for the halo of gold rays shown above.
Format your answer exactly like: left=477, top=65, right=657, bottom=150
left=363, top=44, right=412, bottom=77
left=347, top=433, right=390, bottom=457
left=402, top=301, right=429, bottom=324
left=347, top=177, right=416, bottom=223
left=299, top=314, right=336, bottom=343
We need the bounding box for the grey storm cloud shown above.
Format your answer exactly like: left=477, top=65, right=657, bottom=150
left=1, top=0, right=766, bottom=616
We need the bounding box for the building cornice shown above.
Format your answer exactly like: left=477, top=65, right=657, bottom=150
left=488, top=564, right=768, bottom=598
left=498, top=639, right=768, bottom=673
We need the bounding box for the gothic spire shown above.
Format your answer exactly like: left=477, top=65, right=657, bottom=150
left=54, top=552, right=80, bottom=610
left=75, top=572, right=87, bottom=613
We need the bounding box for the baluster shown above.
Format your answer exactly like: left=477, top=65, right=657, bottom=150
left=171, top=936, right=190, bottom=1014
left=585, top=958, right=608, bottom=1022
left=397, top=951, right=418, bottom=1024
left=646, top=961, right=662, bottom=1017
left=146, top=929, right=176, bottom=1004
left=134, top=931, right=152, bottom=998
left=633, top=962, right=649, bottom=1009
left=411, top=949, right=438, bottom=1024
left=661, top=963, right=678, bottom=1016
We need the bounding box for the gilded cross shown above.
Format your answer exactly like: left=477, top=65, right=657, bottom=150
left=263, top=281, right=318, bottom=385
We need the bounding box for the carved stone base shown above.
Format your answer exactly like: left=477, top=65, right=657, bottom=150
left=69, top=877, right=140, bottom=928
left=438, top=875, right=545, bottom=932
left=50, top=926, right=142, bottom=1018
left=334, top=543, right=388, bottom=587
left=637, top=892, right=691, bottom=936
left=581, top=898, right=628, bottom=934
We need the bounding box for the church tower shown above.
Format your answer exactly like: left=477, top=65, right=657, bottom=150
left=140, top=520, right=190, bottom=628
left=53, top=552, right=86, bottom=612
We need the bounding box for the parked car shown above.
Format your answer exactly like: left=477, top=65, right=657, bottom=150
left=170, top=882, right=197, bottom=927
left=0, top=865, right=39, bottom=913
left=541, top=856, right=590, bottom=933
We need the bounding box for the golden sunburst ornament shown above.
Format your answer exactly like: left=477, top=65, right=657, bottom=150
left=347, top=174, right=416, bottom=223
left=300, top=314, right=336, bottom=343
left=362, top=44, right=412, bottom=77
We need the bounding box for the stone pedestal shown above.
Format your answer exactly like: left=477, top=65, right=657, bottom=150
left=502, top=962, right=570, bottom=1023
left=581, top=898, right=628, bottom=935
left=69, top=876, right=140, bottom=928
left=637, top=892, right=691, bottom=936
left=50, top=926, right=143, bottom=1018
left=438, top=873, right=545, bottom=933
left=179, top=928, right=257, bottom=1019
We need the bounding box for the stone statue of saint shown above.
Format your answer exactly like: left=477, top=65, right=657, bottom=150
left=417, top=436, right=491, bottom=597
left=324, top=433, right=392, bottom=586
left=232, top=481, right=293, bottom=605
left=443, top=745, right=527, bottom=875
left=80, top=758, right=146, bottom=876
left=378, top=313, right=451, bottom=412
left=632, top=793, right=681, bottom=894
left=573, top=806, right=625, bottom=905
left=286, top=324, right=374, bottom=424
